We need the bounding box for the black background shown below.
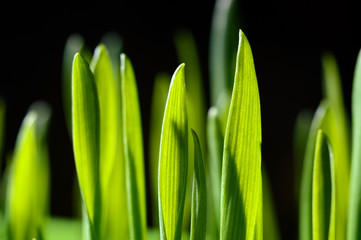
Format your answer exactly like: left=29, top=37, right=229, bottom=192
left=1, top=0, right=360, bottom=239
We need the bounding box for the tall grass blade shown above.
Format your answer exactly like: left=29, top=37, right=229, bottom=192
left=209, top=0, right=240, bottom=105
left=190, top=129, right=207, bottom=240
left=220, top=30, right=262, bottom=240
left=347, top=49, right=361, bottom=240
left=158, top=64, right=188, bottom=240
left=312, top=130, right=336, bottom=240
left=121, top=53, right=147, bottom=240
left=149, top=73, right=170, bottom=227
left=72, top=53, right=101, bottom=239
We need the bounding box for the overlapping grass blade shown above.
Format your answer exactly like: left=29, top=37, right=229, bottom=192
left=72, top=53, right=101, bottom=239
left=121, top=53, right=147, bottom=240
left=321, top=53, right=350, bottom=239
left=5, top=102, right=51, bottom=240
left=347, top=49, right=361, bottom=240
left=149, top=72, right=170, bottom=227
left=190, top=129, right=207, bottom=240
left=209, top=0, right=240, bottom=105
left=100, top=32, right=122, bottom=83
left=220, top=30, right=262, bottom=240
left=63, top=34, right=92, bottom=136
left=312, top=130, right=335, bottom=240
left=158, top=64, right=188, bottom=240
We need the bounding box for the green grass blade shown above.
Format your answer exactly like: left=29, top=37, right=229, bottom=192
left=121, top=53, right=147, bottom=240
left=158, top=64, right=188, bottom=240
left=62, top=34, right=91, bottom=137
left=220, top=30, right=262, bottom=240
left=347, top=49, right=361, bottom=240
left=190, top=129, right=207, bottom=240
left=44, top=218, right=82, bottom=240
left=72, top=53, right=101, bottom=239
left=209, top=0, right=240, bottom=105
left=321, top=53, right=350, bottom=239
left=149, top=72, right=170, bottom=227
left=100, top=32, right=123, bottom=83
left=0, top=98, right=5, bottom=175
left=312, top=130, right=336, bottom=240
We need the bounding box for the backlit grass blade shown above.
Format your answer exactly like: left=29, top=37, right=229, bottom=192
left=5, top=103, right=51, bottom=240
left=100, top=32, right=123, bottom=82
left=158, top=64, right=188, bottom=240
left=0, top=98, right=5, bottom=174
left=299, top=101, right=328, bottom=240
left=190, top=129, right=207, bottom=240
left=209, top=0, right=240, bottom=105
left=149, top=72, right=170, bottom=227
left=121, top=53, right=147, bottom=240
left=72, top=53, right=101, bottom=239
left=63, top=34, right=92, bottom=136
left=347, top=49, right=361, bottom=240
left=312, top=130, right=335, bottom=240
left=321, top=53, right=350, bottom=239
left=220, top=30, right=262, bottom=240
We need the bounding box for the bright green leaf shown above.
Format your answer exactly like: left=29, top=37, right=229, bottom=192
left=149, top=72, right=170, bottom=227
left=121, top=53, right=147, bottom=240
left=100, top=32, right=123, bottom=83
left=347, top=49, right=361, bottom=240
left=220, top=30, right=263, bottom=240
left=190, top=129, right=207, bottom=240
left=72, top=53, right=101, bottom=239
left=312, top=130, right=336, bottom=240
left=44, top=218, right=82, bottom=240
left=158, top=63, right=188, bottom=240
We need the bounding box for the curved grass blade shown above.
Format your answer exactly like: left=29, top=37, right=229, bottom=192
left=62, top=34, right=91, bottom=136
left=312, top=130, right=335, bottom=240
left=220, top=30, right=262, bottom=240
left=158, top=64, right=188, bottom=240
left=347, top=49, right=361, bottom=240
left=121, top=53, right=147, bottom=240
left=209, top=0, right=240, bottom=105
left=149, top=72, right=170, bottom=227
left=190, top=129, right=207, bottom=240
left=72, top=53, right=101, bottom=239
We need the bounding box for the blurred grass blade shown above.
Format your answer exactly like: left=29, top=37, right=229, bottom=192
left=209, top=0, right=240, bottom=105
left=44, top=218, right=82, bottom=240
left=72, top=53, right=101, bottom=239
left=158, top=64, right=188, bottom=240
left=321, top=53, right=350, bottom=239
left=121, top=54, right=147, bottom=240
left=0, top=98, right=5, bottom=174
left=100, top=32, right=123, bottom=82
left=347, top=49, right=361, bottom=240
left=149, top=72, right=170, bottom=227
left=190, top=129, right=207, bottom=240
left=63, top=34, right=92, bottom=136
left=5, top=102, right=51, bottom=240
left=220, top=30, right=263, bottom=239
left=90, top=44, right=118, bottom=238
left=312, top=130, right=335, bottom=240
left=299, top=101, right=328, bottom=240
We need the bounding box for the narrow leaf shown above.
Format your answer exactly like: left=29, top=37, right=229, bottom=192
left=190, top=129, right=207, bottom=240
left=220, top=30, right=263, bottom=240
left=158, top=64, right=188, bottom=240
left=121, top=53, right=147, bottom=240
left=72, top=53, right=101, bottom=239
left=347, top=49, right=361, bottom=240
left=149, top=72, right=170, bottom=227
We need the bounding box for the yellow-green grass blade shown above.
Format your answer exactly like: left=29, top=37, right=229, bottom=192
left=158, top=64, right=188, bottom=240
left=90, top=44, right=119, bottom=238
left=312, top=130, right=336, bottom=240
left=190, top=129, right=207, bottom=240
left=62, top=34, right=92, bottom=137
left=299, top=101, right=328, bottom=240
left=44, top=218, right=82, bottom=240
left=100, top=32, right=123, bottom=83
left=209, top=0, right=240, bottom=105
left=149, top=72, right=170, bottom=227
left=72, top=53, right=101, bottom=239
left=5, top=105, right=50, bottom=240
left=206, top=107, right=223, bottom=235
left=220, top=30, right=262, bottom=240
left=347, top=49, right=361, bottom=240
left=0, top=98, right=5, bottom=176
left=321, top=53, right=350, bottom=239
left=121, top=53, right=147, bottom=240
